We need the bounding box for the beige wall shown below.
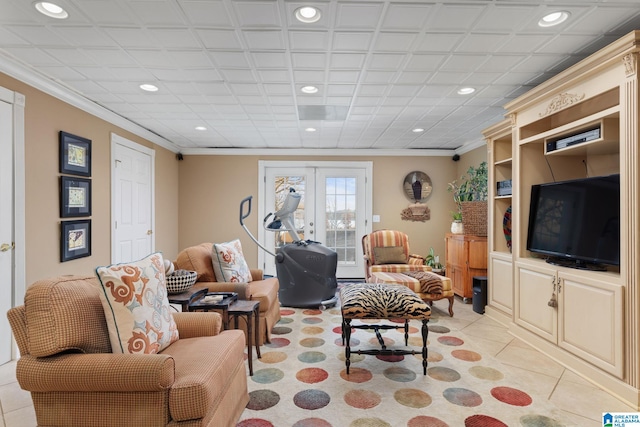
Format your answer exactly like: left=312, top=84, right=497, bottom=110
left=177, top=150, right=487, bottom=271
left=0, top=73, right=180, bottom=285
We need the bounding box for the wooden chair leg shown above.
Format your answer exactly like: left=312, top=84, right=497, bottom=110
left=447, top=296, right=454, bottom=317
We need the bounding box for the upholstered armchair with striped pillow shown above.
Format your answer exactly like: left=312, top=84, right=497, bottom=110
left=362, top=230, right=455, bottom=316
left=362, top=230, right=431, bottom=281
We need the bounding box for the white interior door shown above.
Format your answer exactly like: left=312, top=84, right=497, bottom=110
left=0, top=99, right=13, bottom=363
left=259, top=161, right=371, bottom=279
left=111, top=134, right=155, bottom=263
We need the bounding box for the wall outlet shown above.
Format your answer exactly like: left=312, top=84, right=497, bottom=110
left=373, top=215, right=380, bottom=223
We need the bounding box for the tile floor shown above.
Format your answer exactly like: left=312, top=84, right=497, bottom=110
left=0, top=299, right=635, bottom=427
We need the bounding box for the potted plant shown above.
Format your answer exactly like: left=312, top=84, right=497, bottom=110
left=424, top=247, right=443, bottom=273
left=448, top=161, right=488, bottom=235
left=450, top=211, right=464, bottom=234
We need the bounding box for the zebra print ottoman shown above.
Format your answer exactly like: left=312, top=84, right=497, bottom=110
left=340, top=282, right=431, bottom=375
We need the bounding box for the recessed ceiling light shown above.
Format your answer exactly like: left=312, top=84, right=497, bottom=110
left=195, top=126, right=207, bottom=131
left=457, top=87, right=475, bottom=95
left=295, top=6, right=321, bottom=23
left=34, top=2, right=68, bottom=19
left=139, top=83, right=159, bottom=92
left=305, top=127, right=317, bottom=132
left=301, top=85, right=318, bottom=94
left=538, top=11, right=570, bottom=27
left=412, top=128, right=424, bottom=133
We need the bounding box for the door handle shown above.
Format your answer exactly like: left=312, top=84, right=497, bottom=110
left=0, top=242, right=15, bottom=252
left=147, top=230, right=153, bottom=235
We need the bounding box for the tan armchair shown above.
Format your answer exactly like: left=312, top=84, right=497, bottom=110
left=174, top=242, right=281, bottom=345
left=7, top=275, right=249, bottom=427
left=362, top=230, right=455, bottom=316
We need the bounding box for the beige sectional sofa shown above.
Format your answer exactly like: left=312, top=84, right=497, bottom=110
left=174, top=242, right=281, bottom=345
left=7, top=275, right=249, bottom=427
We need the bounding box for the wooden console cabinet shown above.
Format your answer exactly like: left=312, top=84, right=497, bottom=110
left=445, top=233, right=487, bottom=301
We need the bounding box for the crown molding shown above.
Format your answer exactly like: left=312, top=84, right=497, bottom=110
left=180, top=147, right=457, bottom=156
left=0, top=51, right=178, bottom=153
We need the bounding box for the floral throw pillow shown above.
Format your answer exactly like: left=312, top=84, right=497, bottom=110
left=212, top=239, right=252, bottom=282
left=95, top=252, right=179, bottom=354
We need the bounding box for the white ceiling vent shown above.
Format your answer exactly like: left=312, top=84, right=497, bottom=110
left=298, top=105, right=349, bottom=121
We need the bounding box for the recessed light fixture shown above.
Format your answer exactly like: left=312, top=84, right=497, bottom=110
left=195, top=126, right=207, bottom=131
left=295, top=6, right=321, bottom=23
left=538, top=11, right=570, bottom=27
left=34, top=2, right=68, bottom=19
left=457, top=87, right=475, bottom=95
left=301, top=85, right=318, bottom=94
left=305, top=127, right=317, bottom=132
left=412, top=128, right=424, bottom=133
left=139, top=83, right=159, bottom=92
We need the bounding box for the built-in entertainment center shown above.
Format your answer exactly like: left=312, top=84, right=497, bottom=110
left=484, top=31, right=640, bottom=409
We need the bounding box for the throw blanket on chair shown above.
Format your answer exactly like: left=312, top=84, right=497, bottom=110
left=403, top=270, right=444, bottom=294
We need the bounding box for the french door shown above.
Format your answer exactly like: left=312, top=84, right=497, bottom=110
left=258, top=161, right=372, bottom=279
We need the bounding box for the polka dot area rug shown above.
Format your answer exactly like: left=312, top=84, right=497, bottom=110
left=237, top=300, right=573, bottom=427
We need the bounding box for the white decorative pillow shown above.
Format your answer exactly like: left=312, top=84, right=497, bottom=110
left=95, top=252, right=179, bottom=354
left=212, top=239, right=252, bottom=283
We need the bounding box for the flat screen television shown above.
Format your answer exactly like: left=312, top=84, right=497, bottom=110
left=526, top=174, right=620, bottom=270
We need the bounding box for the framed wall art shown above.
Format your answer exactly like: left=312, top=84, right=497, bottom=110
left=59, top=131, right=91, bottom=177
left=60, top=176, right=91, bottom=218
left=61, top=219, right=91, bottom=262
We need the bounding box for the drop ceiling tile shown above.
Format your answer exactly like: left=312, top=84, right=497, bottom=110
left=258, top=69, right=290, bottom=82
left=127, top=1, right=187, bottom=25
left=210, top=51, right=250, bottom=68
left=74, top=1, right=138, bottom=25
left=330, top=53, right=366, bottom=69
left=536, top=34, right=604, bottom=54
left=2, top=47, right=62, bottom=65
left=456, top=34, right=508, bottom=53
left=328, top=70, right=360, bottom=83
left=219, top=68, right=257, bottom=82
left=243, top=30, right=286, bottom=50
left=428, top=4, right=486, bottom=31
left=195, top=29, right=243, bottom=50
left=405, top=54, right=447, bottom=71
left=233, top=1, right=281, bottom=27
left=381, top=3, right=432, bottom=31
left=179, top=1, right=234, bottom=26
left=369, top=53, right=406, bottom=70
left=289, top=31, right=330, bottom=51
left=291, top=52, right=327, bottom=68
left=253, top=51, right=290, bottom=68
left=395, top=71, right=429, bottom=84
left=84, top=48, right=137, bottom=66
left=415, top=33, right=464, bottom=52
left=5, top=25, right=71, bottom=46
left=373, top=32, right=418, bottom=52
left=332, top=32, right=372, bottom=51
left=362, top=71, right=396, bottom=84
left=293, top=69, right=325, bottom=82
left=474, top=5, right=539, bottom=31
left=147, top=29, right=201, bottom=49
left=440, top=54, right=488, bottom=72
left=335, top=3, right=384, bottom=30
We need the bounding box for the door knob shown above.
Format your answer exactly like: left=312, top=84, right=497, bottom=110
left=0, top=242, right=14, bottom=252
left=147, top=230, right=153, bottom=235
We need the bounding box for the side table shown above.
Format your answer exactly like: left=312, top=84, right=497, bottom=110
left=167, top=286, right=208, bottom=312
left=228, top=300, right=261, bottom=376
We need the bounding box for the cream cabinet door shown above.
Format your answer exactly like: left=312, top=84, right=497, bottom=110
left=515, top=262, right=558, bottom=343
left=489, top=254, right=513, bottom=315
left=558, top=271, right=623, bottom=378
